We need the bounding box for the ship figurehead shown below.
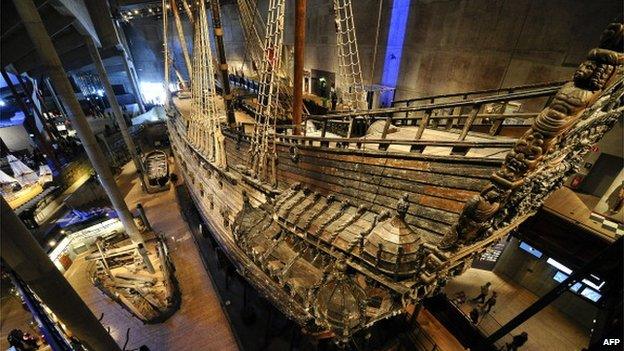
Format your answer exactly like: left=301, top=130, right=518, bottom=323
left=440, top=22, right=624, bottom=252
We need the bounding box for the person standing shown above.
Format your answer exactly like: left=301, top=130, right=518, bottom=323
left=472, top=282, right=491, bottom=303
left=483, top=291, right=498, bottom=313
left=506, top=331, right=528, bottom=350
left=330, top=88, right=338, bottom=110
left=469, top=307, right=480, bottom=324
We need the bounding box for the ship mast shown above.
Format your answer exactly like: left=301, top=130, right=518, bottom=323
left=162, top=0, right=169, bottom=103
left=210, top=0, right=236, bottom=127
left=292, top=0, right=306, bottom=135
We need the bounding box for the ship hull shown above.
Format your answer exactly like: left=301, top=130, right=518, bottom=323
left=166, top=105, right=505, bottom=331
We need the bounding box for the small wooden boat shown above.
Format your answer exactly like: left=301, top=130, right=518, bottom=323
left=144, top=150, right=169, bottom=188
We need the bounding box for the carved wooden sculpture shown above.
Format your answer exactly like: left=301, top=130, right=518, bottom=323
left=440, top=23, right=624, bottom=250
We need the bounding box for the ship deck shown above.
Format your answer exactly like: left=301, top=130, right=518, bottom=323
left=172, top=97, right=514, bottom=159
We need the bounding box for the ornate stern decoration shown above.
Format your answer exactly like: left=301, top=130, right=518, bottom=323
left=314, top=260, right=367, bottom=343
left=441, top=22, right=624, bottom=251
left=362, top=194, right=425, bottom=276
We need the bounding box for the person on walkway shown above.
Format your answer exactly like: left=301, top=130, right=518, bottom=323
left=472, top=282, right=491, bottom=303
left=483, top=291, right=498, bottom=314
left=506, top=331, right=528, bottom=350
left=469, top=307, right=480, bottom=324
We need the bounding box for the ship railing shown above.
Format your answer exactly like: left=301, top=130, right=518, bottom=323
left=245, top=84, right=558, bottom=149
left=391, top=80, right=564, bottom=107
left=232, top=84, right=557, bottom=155
left=231, top=126, right=515, bottom=157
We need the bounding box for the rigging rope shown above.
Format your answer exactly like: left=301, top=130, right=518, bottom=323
left=249, top=0, right=286, bottom=186
left=332, top=0, right=366, bottom=110
left=189, top=0, right=227, bottom=169
left=236, top=0, right=302, bottom=116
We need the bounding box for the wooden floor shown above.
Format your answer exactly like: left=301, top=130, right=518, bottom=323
left=445, top=268, right=590, bottom=351
left=416, top=309, right=465, bottom=351
left=544, top=186, right=617, bottom=241
left=64, top=161, right=238, bottom=351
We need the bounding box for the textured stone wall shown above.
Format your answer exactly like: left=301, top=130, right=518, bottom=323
left=124, top=0, right=621, bottom=101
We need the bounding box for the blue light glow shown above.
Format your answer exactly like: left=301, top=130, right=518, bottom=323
left=380, top=0, right=411, bottom=105
left=519, top=241, right=543, bottom=258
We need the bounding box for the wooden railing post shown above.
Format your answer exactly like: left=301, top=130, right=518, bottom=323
left=380, top=117, right=392, bottom=139
left=488, top=101, right=508, bottom=136
left=321, top=119, right=328, bottom=138
left=405, top=101, right=410, bottom=120
left=459, top=104, right=480, bottom=140
left=415, top=109, right=432, bottom=140
left=346, top=118, right=354, bottom=138
left=446, top=106, right=457, bottom=130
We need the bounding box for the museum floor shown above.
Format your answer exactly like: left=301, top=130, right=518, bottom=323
left=445, top=269, right=590, bottom=351
left=64, top=162, right=238, bottom=351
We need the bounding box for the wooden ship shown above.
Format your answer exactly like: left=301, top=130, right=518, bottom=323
left=162, top=0, right=623, bottom=342
left=87, top=232, right=179, bottom=323
left=143, top=150, right=170, bottom=190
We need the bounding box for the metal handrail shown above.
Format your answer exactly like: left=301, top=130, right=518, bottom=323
left=305, top=86, right=558, bottom=120
left=392, top=80, right=565, bottom=105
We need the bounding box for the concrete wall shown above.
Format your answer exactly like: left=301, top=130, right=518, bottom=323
left=124, top=18, right=168, bottom=83
left=123, top=0, right=621, bottom=101
left=0, top=124, right=33, bottom=152
left=494, top=237, right=599, bottom=331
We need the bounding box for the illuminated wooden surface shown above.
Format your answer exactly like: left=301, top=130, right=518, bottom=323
left=64, top=161, right=238, bottom=351
left=6, top=183, right=43, bottom=209
left=544, top=187, right=617, bottom=241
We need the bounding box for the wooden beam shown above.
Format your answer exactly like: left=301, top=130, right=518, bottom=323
left=292, top=0, right=306, bottom=135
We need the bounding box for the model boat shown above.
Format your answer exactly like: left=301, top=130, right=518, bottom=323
left=144, top=150, right=169, bottom=188
left=162, top=0, right=623, bottom=342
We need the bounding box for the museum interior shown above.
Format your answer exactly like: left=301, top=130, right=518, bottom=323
left=0, top=0, right=622, bottom=350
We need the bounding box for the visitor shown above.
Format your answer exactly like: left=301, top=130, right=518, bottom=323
left=483, top=291, right=497, bottom=314
left=472, top=282, right=491, bottom=303
left=469, top=307, right=480, bottom=324
left=506, top=331, right=528, bottom=350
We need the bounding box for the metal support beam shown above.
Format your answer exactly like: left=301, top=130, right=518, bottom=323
left=292, top=0, right=306, bottom=135
left=483, top=237, right=623, bottom=347
left=1, top=197, right=121, bottom=351
left=136, top=203, right=152, bottom=231
left=210, top=0, right=236, bottom=126
left=12, top=0, right=144, bottom=245
left=86, top=36, right=145, bottom=182
left=120, top=50, right=146, bottom=114
left=163, top=0, right=170, bottom=103
left=170, top=0, right=193, bottom=81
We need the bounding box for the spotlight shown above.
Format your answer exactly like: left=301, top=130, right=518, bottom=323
left=49, top=239, right=57, bottom=247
